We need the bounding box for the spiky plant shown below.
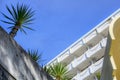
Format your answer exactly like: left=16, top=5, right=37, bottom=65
left=46, top=63, right=72, bottom=80
left=27, top=49, right=42, bottom=63
left=1, top=3, right=34, bottom=38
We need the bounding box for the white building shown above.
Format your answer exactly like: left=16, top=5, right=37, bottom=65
left=46, top=9, right=120, bottom=80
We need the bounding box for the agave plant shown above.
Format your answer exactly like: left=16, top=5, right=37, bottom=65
left=45, top=63, right=72, bottom=80
left=27, top=49, right=42, bottom=63
left=1, top=3, right=34, bottom=38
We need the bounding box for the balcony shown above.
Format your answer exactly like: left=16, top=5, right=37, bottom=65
left=66, top=63, right=73, bottom=71
left=58, top=50, right=70, bottom=63
left=79, top=68, right=91, bottom=80
left=70, top=40, right=87, bottom=57
left=83, top=30, right=97, bottom=44
left=72, top=54, right=90, bottom=70
left=72, top=68, right=91, bottom=80
left=72, top=58, right=104, bottom=80
left=86, top=38, right=107, bottom=59
left=90, top=58, right=103, bottom=74
left=83, top=30, right=102, bottom=47
left=86, top=43, right=102, bottom=58
left=100, top=38, right=107, bottom=47
left=97, top=20, right=110, bottom=36
left=66, top=62, right=78, bottom=75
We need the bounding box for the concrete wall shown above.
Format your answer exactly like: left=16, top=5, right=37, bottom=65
left=0, top=27, right=53, bottom=80
left=0, top=64, right=16, bottom=80
left=100, top=35, right=113, bottom=80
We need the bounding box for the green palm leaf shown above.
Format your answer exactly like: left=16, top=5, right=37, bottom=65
left=1, top=12, right=15, bottom=22
left=1, top=3, right=35, bottom=38
left=20, top=28, right=27, bottom=34
left=45, top=63, right=72, bottom=80
left=1, top=20, right=14, bottom=25
left=6, top=5, right=16, bottom=21
left=22, top=25, right=34, bottom=31
left=27, top=49, right=42, bottom=63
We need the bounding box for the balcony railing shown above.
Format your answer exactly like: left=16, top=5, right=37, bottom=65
left=72, top=53, right=87, bottom=68
left=67, top=38, right=107, bottom=73
left=100, top=38, right=107, bottom=47
left=86, top=43, right=102, bottom=58
left=66, top=63, right=73, bottom=71
left=70, top=40, right=83, bottom=54
left=72, top=68, right=91, bottom=80
left=97, top=20, right=110, bottom=33
left=72, top=58, right=103, bottom=80
left=90, top=58, right=103, bottom=74
left=58, top=50, right=70, bottom=62
left=83, top=30, right=97, bottom=44
left=86, top=38, right=107, bottom=58
left=79, top=68, right=91, bottom=80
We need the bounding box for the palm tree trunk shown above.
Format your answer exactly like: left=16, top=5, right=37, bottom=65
left=56, top=76, right=61, bottom=80
left=9, top=26, right=19, bottom=38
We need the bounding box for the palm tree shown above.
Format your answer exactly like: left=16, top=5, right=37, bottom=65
left=96, top=72, right=101, bottom=80
left=45, top=63, right=72, bottom=80
left=27, top=49, right=43, bottom=63
left=1, top=3, right=34, bottom=38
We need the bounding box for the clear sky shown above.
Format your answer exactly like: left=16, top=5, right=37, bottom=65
left=0, top=0, right=120, bottom=65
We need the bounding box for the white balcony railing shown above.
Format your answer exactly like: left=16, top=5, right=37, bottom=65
left=70, top=40, right=83, bottom=54
left=86, top=38, right=107, bottom=58
left=72, top=74, right=78, bottom=80
left=79, top=68, right=91, bottom=80
left=66, top=63, right=73, bottom=71
left=86, top=43, right=102, bottom=58
left=72, top=54, right=87, bottom=68
left=72, top=68, right=91, bottom=80
left=100, top=38, right=107, bottom=47
left=90, top=58, right=103, bottom=73
left=97, top=20, right=110, bottom=33
left=112, top=10, right=120, bottom=18
left=58, top=50, right=69, bottom=62
left=72, top=58, right=103, bottom=80
left=83, top=30, right=97, bottom=44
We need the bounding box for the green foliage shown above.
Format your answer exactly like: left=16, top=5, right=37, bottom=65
left=27, top=49, right=42, bottom=63
left=44, top=63, right=72, bottom=80
left=96, top=72, right=101, bottom=80
left=1, top=3, right=34, bottom=37
left=43, top=66, right=51, bottom=74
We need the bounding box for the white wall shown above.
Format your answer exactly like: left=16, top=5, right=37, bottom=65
left=0, top=27, right=53, bottom=80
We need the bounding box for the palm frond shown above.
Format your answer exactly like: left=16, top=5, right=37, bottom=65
left=1, top=20, right=14, bottom=25
left=19, top=28, right=27, bottom=34
left=8, top=26, right=14, bottom=29
left=22, top=25, right=34, bottom=31
left=1, top=12, right=15, bottom=22
left=23, top=18, right=35, bottom=24
left=24, top=8, right=34, bottom=20
left=43, top=66, right=51, bottom=73
left=27, top=49, right=42, bottom=63
left=1, top=3, right=35, bottom=37
left=46, top=63, right=72, bottom=80
left=11, top=4, right=18, bottom=21
left=6, top=5, right=16, bottom=21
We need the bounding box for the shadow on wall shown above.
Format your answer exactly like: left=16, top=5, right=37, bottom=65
left=0, top=26, right=53, bottom=80
left=0, top=64, right=16, bottom=80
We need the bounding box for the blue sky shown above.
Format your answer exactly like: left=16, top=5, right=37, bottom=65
left=0, top=0, right=120, bottom=65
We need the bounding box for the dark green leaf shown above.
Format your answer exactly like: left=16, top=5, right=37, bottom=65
left=1, top=20, right=14, bottom=25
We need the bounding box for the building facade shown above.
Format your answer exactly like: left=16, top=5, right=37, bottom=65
left=46, top=9, right=120, bottom=80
